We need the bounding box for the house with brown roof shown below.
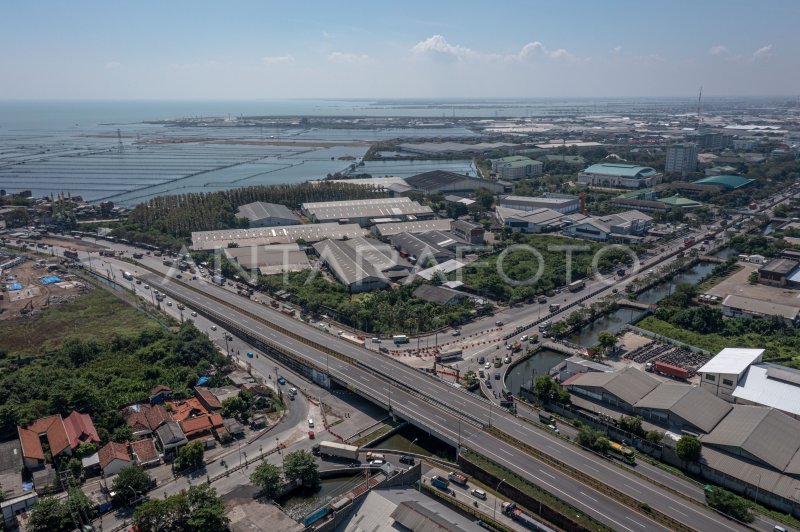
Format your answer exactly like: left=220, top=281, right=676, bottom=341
left=63, top=411, right=101, bottom=450
left=122, top=404, right=171, bottom=437
left=179, top=413, right=224, bottom=448
left=149, top=384, right=172, bottom=405
left=194, top=386, right=222, bottom=411
left=167, top=398, right=208, bottom=423
left=129, top=438, right=160, bottom=468
left=17, top=415, right=72, bottom=469
left=98, top=442, right=131, bottom=477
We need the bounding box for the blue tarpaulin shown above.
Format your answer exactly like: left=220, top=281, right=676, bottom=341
left=197, top=376, right=209, bottom=386
left=39, top=275, right=62, bottom=285
left=9, top=283, right=22, bottom=290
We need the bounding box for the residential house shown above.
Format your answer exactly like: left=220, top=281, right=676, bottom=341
left=18, top=415, right=71, bottom=469
left=149, top=385, right=172, bottom=405
left=98, top=442, right=131, bottom=477
left=195, top=386, right=223, bottom=411
left=155, top=421, right=188, bottom=453
left=130, top=438, right=161, bottom=468
left=62, top=411, right=101, bottom=451
left=122, top=403, right=172, bottom=437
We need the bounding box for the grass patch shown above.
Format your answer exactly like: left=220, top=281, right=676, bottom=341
left=462, top=450, right=614, bottom=532
left=350, top=423, right=394, bottom=447
left=0, top=288, right=155, bottom=356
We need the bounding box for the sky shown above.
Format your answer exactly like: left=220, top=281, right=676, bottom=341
left=1, top=0, right=798, bottom=100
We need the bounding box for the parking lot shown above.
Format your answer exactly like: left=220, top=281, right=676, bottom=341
left=706, top=260, right=800, bottom=308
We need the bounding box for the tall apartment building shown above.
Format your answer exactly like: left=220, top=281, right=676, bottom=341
left=665, top=143, right=698, bottom=174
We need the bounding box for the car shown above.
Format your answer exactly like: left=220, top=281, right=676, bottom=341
left=308, top=431, right=315, bottom=439
left=288, top=387, right=297, bottom=396
left=547, top=424, right=560, bottom=434
left=176, top=273, right=182, bottom=279
left=166, top=301, right=172, bottom=307
left=484, top=362, right=491, bottom=370
left=520, top=335, right=528, bottom=342
left=211, top=325, right=217, bottom=331
left=495, top=320, right=503, bottom=326
left=144, top=284, right=150, bottom=290
left=505, top=344, right=511, bottom=350
left=308, top=418, right=314, bottom=428
left=246, top=351, right=254, bottom=358
left=494, top=372, right=500, bottom=380
left=478, top=356, right=485, bottom=365
left=369, top=459, right=384, bottom=466
left=452, top=329, right=461, bottom=336
left=371, top=337, right=381, bottom=343
left=479, top=370, right=485, bottom=378
left=471, top=488, right=487, bottom=500
left=135, top=279, right=141, bottom=285
left=399, top=455, right=415, bottom=465
left=277, top=376, right=286, bottom=385
left=484, top=379, right=492, bottom=389
left=191, top=311, right=197, bottom=317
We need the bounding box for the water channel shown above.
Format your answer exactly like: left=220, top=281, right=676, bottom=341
left=505, top=259, right=721, bottom=395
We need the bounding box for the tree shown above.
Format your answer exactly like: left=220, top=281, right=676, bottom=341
left=186, top=484, right=229, bottom=531
left=597, top=331, right=618, bottom=355
left=618, top=415, right=644, bottom=436
left=645, top=430, right=664, bottom=444
left=534, top=375, right=555, bottom=401
left=475, top=187, right=495, bottom=210
left=706, top=487, right=754, bottom=523
left=74, top=442, right=97, bottom=459
left=748, top=271, right=759, bottom=284
left=134, top=495, right=189, bottom=532
left=112, top=465, right=153, bottom=503
left=676, top=435, right=702, bottom=463
left=250, top=461, right=282, bottom=498
left=27, top=496, right=69, bottom=532
left=283, top=450, right=320, bottom=487
left=175, top=441, right=205, bottom=472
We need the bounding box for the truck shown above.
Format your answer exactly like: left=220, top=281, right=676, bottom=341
left=705, top=230, right=718, bottom=240
left=132, top=252, right=144, bottom=259
left=510, top=342, right=522, bottom=353
left=548, top=303, right=561, bottom=313
left=539, top=412, right=556, bottom=424
left=448, top=472, right=468, bottom=486
left=502, top=502, right=542, bottom=530
left=100, top=250, right=116, bottom=257
left=365, top=452, right=385, bottom=462
left=122, top=271, right=134, bottom=281
left=653, top=360, right=690, bottom=380
left=567, top=279, right=585, bottom=292
left=212, top=275, right=225, bottom=285
left=392, top=334, right=409, bottom=344
left=684, top=236, right=696, bottom=247
left=430, top=475, right=450, bottom=491
left=162, top=259, right=173, bottom=266
left=63, top=248, right=79, bottom=260
left=315, top=441, right=360, bottom=461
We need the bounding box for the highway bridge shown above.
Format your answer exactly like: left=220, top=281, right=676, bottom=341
left=136, top=267, right=744, bottom=532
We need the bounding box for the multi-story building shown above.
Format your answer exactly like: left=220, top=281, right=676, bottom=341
left=698, top=348, right=764, bottom=402
left=665, top=143, right=698, bottom=174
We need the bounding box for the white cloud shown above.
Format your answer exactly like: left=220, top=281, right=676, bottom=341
left=104, top=61, right=121, bottom=69
left=411, top=35, right=575, bottom=63
left=612, top=45, right=622, bottom=54
left=708, top=45, right=728, bottom=56
left=328, top=51, right=370, bottom=64
left=411, top=35, right=480, bottom=61
left=753, top=44, right=773, bottom=60
left=322, top=31, right=330, bottom=38
left=262, top=55, right=294, bottom=65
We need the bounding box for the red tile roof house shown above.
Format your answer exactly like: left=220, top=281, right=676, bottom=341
left=18, top=415, right=72, bottom=470
left=63, top=411, right=101, bottom=450
left=179, top=414, right=224, bottom=448
left=98, top=441, right=131, bottom=477
left=130, top=438, right=161, bottom=468
left=122, top=404, right=172, bottom=438
left=194, top=386, right=222, bottom=411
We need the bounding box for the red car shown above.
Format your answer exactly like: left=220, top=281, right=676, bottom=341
left=308, top=431, right=315, bottom=439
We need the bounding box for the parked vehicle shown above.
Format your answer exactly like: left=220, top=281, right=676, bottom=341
left=399, top=455, right=415, bottom=465
left=365, top=452, right=385, bottom=462
left=430, top=475, right=450, bottom=490
left=654, top=361, right=689, bottom=380
left=502, top=502, right=542, bottom=529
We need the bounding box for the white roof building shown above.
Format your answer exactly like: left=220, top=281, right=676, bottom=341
left=733, top=364, right=800, bottom=419
left=698, top=348, right=765, bottom=402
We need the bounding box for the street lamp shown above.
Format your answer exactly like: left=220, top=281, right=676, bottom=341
left=493, top=478, right=506, bottom=522
left=408, top=437, right=418, bottom=454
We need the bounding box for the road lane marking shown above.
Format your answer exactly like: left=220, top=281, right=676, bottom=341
left=625, top=517, right=647, bottom=529
left=539, top=469, right=555, bottom=480
left=579, top=491, right=598, bottom=503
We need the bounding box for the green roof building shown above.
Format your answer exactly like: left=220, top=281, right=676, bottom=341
left=578, top=163, right=662, bottom=189
left=693, top=175, right=754, bottom=190
left=657, top=195, right=703, bottom=209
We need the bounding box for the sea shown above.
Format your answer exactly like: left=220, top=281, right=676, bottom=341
left=0, top=97, right=706, bottom=205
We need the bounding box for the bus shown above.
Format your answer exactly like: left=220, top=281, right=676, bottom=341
left=567, top=279, right=585, bottom=292
left=609, top=442, right=635, bottom=464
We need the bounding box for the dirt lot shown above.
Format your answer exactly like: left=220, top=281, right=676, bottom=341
left=706, top=260, right=800, bottom=308
left=1, top=258, right=88, bottom=320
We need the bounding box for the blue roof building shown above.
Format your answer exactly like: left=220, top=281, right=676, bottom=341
left=578, top=163, right=662, bottom=189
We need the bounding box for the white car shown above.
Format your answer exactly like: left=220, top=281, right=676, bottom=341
left=191, top=311, right=197, bottom=317
left=548, top=424, right=560, bottom=434
left=211, top=325, right=217, bottom=331
left=166, top=301, right=172, bottom=306
left=484, top=362, right=491, bottom=370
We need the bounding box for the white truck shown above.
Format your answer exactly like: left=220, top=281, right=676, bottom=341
left=315, top=441, right=359, bottom=461
left=392, top=334, right=409, bottom=344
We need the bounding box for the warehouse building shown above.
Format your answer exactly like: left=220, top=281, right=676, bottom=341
left=495, top=206, right=584, bottom=234
left=562, top=210, right=652, bottom=242
left=698, top=348, right=765, bottom=402
left=405, top=170, right=506, bottom=195
left=491, top=156, right=544, bottom=180
left=235, top=201, right=299, bottom=228
left=578, top=163, right=662, bottom=189
left=721, top=295, right=800, bottom=325
left=389, top=232, right=457, bottom=265
left=372, top=219, right=454, bottom=239
left=223, top=243, right=310, bottom=276
left=497, top=194, right=580, bottom=214
left=191, top=223, right=364, bottom=250
left=398, top=141, right=518, bottom=156
left=757, top=258, right=800, bottom=287
left=313, top=237, right=412, bottom=293
left=301, top=197, right=433, bottom=225
left=449, top=219, right=485, bottom=245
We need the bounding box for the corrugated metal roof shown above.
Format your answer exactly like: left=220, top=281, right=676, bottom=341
left=693, top=174, right=754, bottom=189
left=568, top=367, right=659, bottom=406
left=236, top=201, right=298, bottom=224
left=582, top=163, right=657, bottom=178
left=191, top=223, right=365, bottom=250
left=733, top=364, right=800, bottom=418
left=702, top=406, right=800, bottom=472
left=635, top=383, right=731, bottom=433
left=722, top=294, right=800, bottom=321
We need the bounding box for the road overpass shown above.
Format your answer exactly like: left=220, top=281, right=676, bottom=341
left=133, top=267, right=743, bottom=532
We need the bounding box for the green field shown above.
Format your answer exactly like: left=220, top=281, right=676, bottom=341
left=0, top=288, right=155, bottom=356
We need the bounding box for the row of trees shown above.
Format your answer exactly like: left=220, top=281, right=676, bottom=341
left=116, top=181, right=385, bottom=246
left=133, top=484, right=229, bottom=531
